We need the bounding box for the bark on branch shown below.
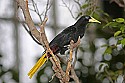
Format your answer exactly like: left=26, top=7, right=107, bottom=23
left=17, top=0, right=41, bottom=46
left=64, top=36, right=80, bottom=83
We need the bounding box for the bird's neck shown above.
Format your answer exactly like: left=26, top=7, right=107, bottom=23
left=73, top=22, right=88, bottom=39
left=74, top=22, right=88, bottom=29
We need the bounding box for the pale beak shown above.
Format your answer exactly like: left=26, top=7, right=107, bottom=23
left=89, top=17, right=101, bottom=23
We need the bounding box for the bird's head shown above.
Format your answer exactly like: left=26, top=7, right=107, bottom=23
left=75, top=15, right=101, bottom=27
left=81, top=15, right=101, bottom=23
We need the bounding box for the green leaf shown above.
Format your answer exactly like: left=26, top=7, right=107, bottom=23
left=117, top=40, right=121, bottom=44
left=120, top=27, right=125, bottom=33
left=97, top=9, right=110, bottom=17
left=101, top=44, right=108, bottom=47
left=104, top=47, right=112, bottom=54
left=121, top=38, right=125, bottom=45
left=81, top=3, right=89, bottom=9
left=114, top=31, right=121, bottom=37
left=103, top=22, right=118, bottom=28
left=115, top=18, right=125, bottom=23
left=93, top=12, right=100, bottom=20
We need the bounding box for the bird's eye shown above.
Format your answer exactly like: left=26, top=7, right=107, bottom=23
left=85, top=17, right=88, bottom=19
left=85, top=16, right=90, bottom=21
left=85, top=16, right=91, bottom=20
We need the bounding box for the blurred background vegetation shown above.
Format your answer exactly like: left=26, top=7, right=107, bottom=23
left=0, top=0, right=125, bottom=83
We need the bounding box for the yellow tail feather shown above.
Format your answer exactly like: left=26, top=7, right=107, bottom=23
left=28, top=52, right=47, bottom=79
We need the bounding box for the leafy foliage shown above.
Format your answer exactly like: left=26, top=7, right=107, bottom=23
left=96, top=16, right=125, bottom=83
left=72, top=1, right=125, bottom=83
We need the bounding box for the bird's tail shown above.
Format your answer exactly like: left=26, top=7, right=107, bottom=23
left=28, top=51, right=47, bottom=78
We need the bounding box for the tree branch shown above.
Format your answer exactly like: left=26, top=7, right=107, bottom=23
left=17, top=0, right=42, bottom=48
left=17, top=16, right=42, bottom=45
left=110, top=0, right=125, bottom=7
left=65, top=36, right=80, bottom=83
left=71, top=67, right=80, bottom=83
left=62, top=0, right=75, bottom=19
left=31, top=0, right=43, bottom=22
left=73, top=47, right=78, bottom=68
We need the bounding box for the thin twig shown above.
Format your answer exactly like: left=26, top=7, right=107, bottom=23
left=110, top=0, right=125, bottom=7
left=105, top=68, right=114, bottom=83
left=62, top=0, right=75, bottom=19
left=22, top=23, right=42, bottom=45
left=73, top=47, right=78, bottom=68
left=31, top=0, right=43, bottom=22
left=31, top=0, right=52, bottom=23
left=74, top=0, right=81, bottom=9
left=17, top=16, right=42, bottom=45
left=43, top=0, right=52, bottom=21
left=71, top=67, right=80, bottom=83
left=65, top=40, right=74, bottom=83
left=90, top=0, right=99, bottom=16
left=65, top=36, right=80, bottom=83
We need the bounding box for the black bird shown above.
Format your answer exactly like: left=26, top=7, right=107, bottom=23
left=28, top=15, right=100, bottom=78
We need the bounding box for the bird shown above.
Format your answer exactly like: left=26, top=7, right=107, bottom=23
left=28, top=15, right=100, bottom=78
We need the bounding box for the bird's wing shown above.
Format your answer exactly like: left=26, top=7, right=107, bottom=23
left=61, top=25, right=76, bottom=34
left=50, top=25, right=77, bottom=48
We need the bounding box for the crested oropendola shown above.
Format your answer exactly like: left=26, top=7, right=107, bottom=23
left=28, top=15, right=100, bottom=78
